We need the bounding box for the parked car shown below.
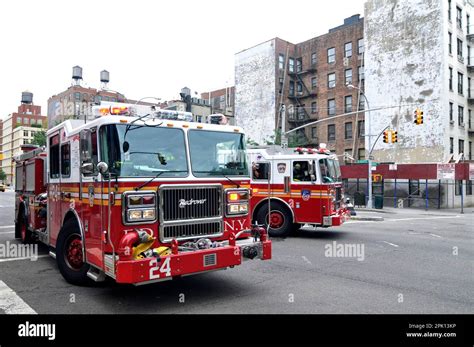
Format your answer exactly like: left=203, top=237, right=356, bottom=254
left=0, top=183, right=5, bottom=192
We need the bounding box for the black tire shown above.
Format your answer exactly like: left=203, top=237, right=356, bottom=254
left=256, top=201, right=293, bottom=237
left=290, top=223, right=301, bottom=235
left=56, top=219, right=92, bottom=286
left=16, top=210, right=32, bottom=244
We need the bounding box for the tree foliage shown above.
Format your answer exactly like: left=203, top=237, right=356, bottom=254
left=31, top=130, right=46, bottom=147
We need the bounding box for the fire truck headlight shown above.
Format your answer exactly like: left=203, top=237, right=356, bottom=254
left=225, top=189, right=250, bottom=216
left=142, top=209, right=156, bottom=220
left=127, top=209, right=156, bottom=222
left=128, top=210, right=143, bottom=221
left=227, top=203, right=249, bottom=215
left=123, top=191, right=157, bottom=224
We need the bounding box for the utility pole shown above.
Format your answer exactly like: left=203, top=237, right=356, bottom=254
left=280, top=105, right=288, bottom=148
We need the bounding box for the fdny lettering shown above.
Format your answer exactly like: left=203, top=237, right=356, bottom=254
left=224, top=219, right=247, bottom=232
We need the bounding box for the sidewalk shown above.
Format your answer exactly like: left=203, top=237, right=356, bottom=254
left=351, top=205, right=474, bottom=222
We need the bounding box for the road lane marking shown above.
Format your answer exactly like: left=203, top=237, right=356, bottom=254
left=0, top=225, right=15, bottom=229
left=389, top=216, right=461, bottom=222
left=0, top=280, right=37, bottom=314
left=0, top=231, right=15, bottom=234
left=429, top=233, right=442, bottom=238
left=0, top=255, right=49, bottom=263
left=302, top=256, right=312, bottom=265
left=381, top=241, right=399, bottom=248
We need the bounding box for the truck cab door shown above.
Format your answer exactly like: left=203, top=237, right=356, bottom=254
left=79, top=128, right=104, bottom=269
left=48, top=132, right=62, bottom=246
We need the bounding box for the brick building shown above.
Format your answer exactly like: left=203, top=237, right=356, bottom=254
left=1, top=92, right=47, bottom=185
left=235, top=14, right=365, bottom=160
left=201, top=86, right=235, bottom=124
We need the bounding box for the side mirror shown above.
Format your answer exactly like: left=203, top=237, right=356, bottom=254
left=81, top=162, right=94, bottom=174
left=97, top=162, right=109, bottom=175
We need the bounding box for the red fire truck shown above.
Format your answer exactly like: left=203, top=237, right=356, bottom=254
left=14, top=103, right=271, bottom=285
left=248, top=145, right=350, bottom=237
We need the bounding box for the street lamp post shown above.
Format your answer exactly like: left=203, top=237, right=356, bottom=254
left=347, top=84, right=373, bottom=209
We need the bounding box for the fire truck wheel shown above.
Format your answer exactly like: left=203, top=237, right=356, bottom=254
left=17, top=211, right=32, bottom=244
left=256, top=202, right=293, bottom=238
left=291, top=223, right=301, bottom=235
left=56, top=219, right=92, bottom=286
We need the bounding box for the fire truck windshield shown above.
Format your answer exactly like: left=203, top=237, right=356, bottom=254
left=318, top=158, right=341, bottom=183
left=99, top=124, right=188, bottom=177
left=188, top=130, right=248, bottom=177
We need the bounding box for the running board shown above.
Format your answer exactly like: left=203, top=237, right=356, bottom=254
left=87, top=267, right=106, bottom=282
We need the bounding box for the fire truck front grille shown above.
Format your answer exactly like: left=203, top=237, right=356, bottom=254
left=162, top=221, right=222, bottom=242
left=160, top=185, right=222, bottom=222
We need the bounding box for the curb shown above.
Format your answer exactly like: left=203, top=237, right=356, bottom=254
left=350, top=216, right=384, bottom=221
left=354, top=208, right=394, bottom=214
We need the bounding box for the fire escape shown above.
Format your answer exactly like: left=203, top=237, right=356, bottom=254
left=286, top=59, right=317, bottom=145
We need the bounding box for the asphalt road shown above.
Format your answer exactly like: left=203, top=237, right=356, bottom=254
left=0, top=189, right=473, bottom=314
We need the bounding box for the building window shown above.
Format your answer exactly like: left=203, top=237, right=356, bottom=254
left=37, top=119, right=42, bottom=127
left=459, top=139, right=465, bottom=155
left=328, top=99, right=336, bottom=116
left=344, top=42, right=352, bottom=58
left=279, top=54, right=285, bottom=70
left=311, top=76, right=317, bottom=89
left=458, top=72, right=464, bottom=94
left=467, top=180, right=473, bottom=195
left=297, top=106, right=306, bottom=120
left=297, top=82, right=303, bottom=95
left=311, top=102, right=317, bottom=114
left=344, top=95, right=353, bottom=113
left=468, top=46, right=472, bottom=65
left=469, top=77, right=472, bottom=98
left=448, top=0, right=452, bottom=21
left=289, top=81, right=295, bottom=96
left=358, top=98, right=365, bottom=111
left=450, top=137, right=454, bottom=154
left=61, top=143, right=71, bottom=177
left=455, top=180, right=462, bottom=196
left=358, top=120, right=365, bottom=137
left=457, top=6, right=462, bottom=28
left=358, top=148, right=365, bottom=160
left=196, top=115, right=202, bottom=123
left=23, top=130, right=28, bottom=137
left=449, top=67, right=453, bottom=90
left=358, top=38, right=364, bottom=55
left=345, top=69, right=352, bottom=85
left=457, top=38, right=463, bottom=59
left=458, top=105, right=464, bottom=125
left=311, top=126, right=317, bottom=138
left=345, top=122, right=353, bottom=139
left=279, top=77, right=284, bottom=94
left=74, top=92, right=81, bottom=101
left=448, top=32, right=452, bottom=54
left=311, top=52, right=317, bottom=65
left=328, top=124, right=336, bottom=141
left=449, top=102, right=454, bottom=122
left=327, top=47, right=335, bottom=63
left=468, top=14, right=471, bottom=34
left=469, top=109, right=472, bottom=128
left=469, top=141, right=472, bottom=160
left=358, top=66, right=365, bottom=81
left=296, top=58, right=302, bottom=73
left=16, top=117, right=21, bottom=124
left=289, top=58, right=295, bottom=72
left=328, top=73, right=336, bottom=88
left=409, top=180, right=421, bottom=196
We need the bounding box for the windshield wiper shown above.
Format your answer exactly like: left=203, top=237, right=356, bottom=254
left=133, top=170, right=187, bottom=191
left=193, top=171, right=241, bottom=188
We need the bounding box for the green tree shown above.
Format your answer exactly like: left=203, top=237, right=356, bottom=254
left=265, top=129, right=307, bottom=148
left=0, top=169, right=6, bottom=182
left=31, top=130, right=46, bottom=147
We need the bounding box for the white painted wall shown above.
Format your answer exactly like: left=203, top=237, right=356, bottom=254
left=235, top=39, right=276, bottom=145
left=365, top=0, right=446, bottom=163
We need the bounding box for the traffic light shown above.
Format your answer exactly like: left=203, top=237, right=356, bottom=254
left=414, top=109, right=424, bottom=125
left=383, top=130, right=389, bottom=143
left=391, top=130, right=398, bottom=143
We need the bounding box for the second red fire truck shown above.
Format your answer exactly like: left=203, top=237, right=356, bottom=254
left=14, top=103, right=271, bottom=286
left=248, top=145, right=350, bottom=237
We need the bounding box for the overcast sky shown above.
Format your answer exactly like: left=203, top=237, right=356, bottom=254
left=0, top=0, right=365, bottom=120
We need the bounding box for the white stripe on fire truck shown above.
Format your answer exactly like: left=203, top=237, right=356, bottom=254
left=0, top=280, right=37, bottom=314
